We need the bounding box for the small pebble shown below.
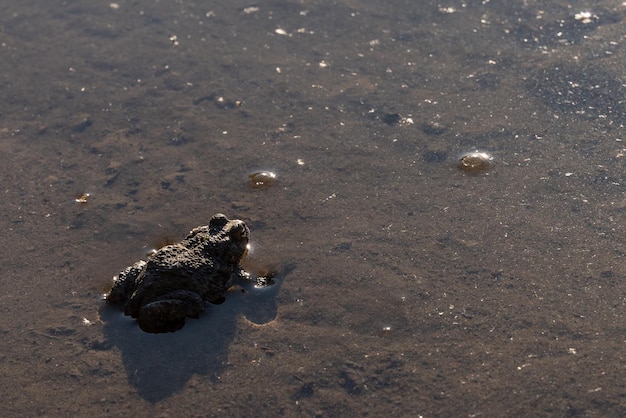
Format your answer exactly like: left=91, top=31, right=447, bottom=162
left=75, top=192, right=90, bottom=203
left=247, top=171, right=277, bottom=189
left=457, top=151, right=493, bottom=173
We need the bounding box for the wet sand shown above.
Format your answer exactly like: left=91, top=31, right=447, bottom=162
left=2, top=0, right=626, bottom=416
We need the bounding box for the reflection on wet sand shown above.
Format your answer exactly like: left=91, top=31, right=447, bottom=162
left=100, top=267, right=286, bottom=402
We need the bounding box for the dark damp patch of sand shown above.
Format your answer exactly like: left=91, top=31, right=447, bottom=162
left=2, top=0, right=626, bottom=416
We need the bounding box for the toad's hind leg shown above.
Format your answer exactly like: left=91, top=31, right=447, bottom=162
left=136, top=291, right=205, bottom=333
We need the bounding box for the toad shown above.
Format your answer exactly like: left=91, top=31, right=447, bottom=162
left=106, top=214, right=250, bottom=333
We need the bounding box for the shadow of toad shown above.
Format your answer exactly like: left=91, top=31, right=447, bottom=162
left=99, top=267, right=288, bottom=403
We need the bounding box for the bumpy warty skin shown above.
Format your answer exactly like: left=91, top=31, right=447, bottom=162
left=106, top=214, right=250, bottom=333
